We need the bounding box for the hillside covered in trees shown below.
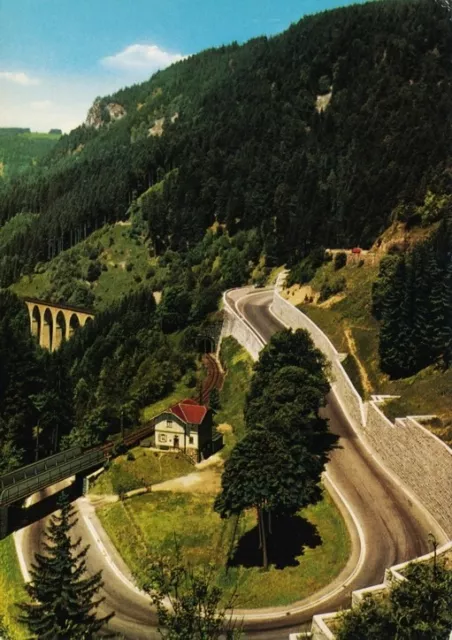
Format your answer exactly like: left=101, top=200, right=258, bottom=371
left=1, top=0, right=452, bottom=468
left=0, top=0, right=451, bottom=288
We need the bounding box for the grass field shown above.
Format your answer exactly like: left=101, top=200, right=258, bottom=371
left=0, top=536, right=27, bottom=639
left=295, top=260, right=452, bottom=436
left=90, top=448, right=194, bottom=495
left=98, top=488, right=350, bottom=608
left=216, top=337, right=254, bottom=457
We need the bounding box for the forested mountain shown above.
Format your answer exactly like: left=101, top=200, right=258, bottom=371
left=0, top=0, right=451, bottom=288
left=1, top=0, right=452, bottom=471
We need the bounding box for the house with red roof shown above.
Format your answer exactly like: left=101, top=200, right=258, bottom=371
left=154, top=398, right=221, bottom=461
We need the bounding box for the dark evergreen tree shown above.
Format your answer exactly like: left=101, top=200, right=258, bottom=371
left=17, top=494, right=113, bottom=639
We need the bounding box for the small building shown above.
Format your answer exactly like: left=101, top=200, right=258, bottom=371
left=154, top=399, right=222, bottom=462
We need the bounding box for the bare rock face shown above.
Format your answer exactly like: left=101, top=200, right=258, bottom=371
left=106, top=102, right=126, bottom=122
left=85, top=99, right=127, bottom=128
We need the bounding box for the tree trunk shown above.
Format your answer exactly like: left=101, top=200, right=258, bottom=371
left=257, top=508, right=262, bottom=549
left=268, top=510, right=272, bottom=535
left=259, top=507, right=268, bottom=570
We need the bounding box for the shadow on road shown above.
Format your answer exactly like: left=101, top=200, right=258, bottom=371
left=8, top=482, right=82, bottom=534
left=229, top=514, right=321, bottom=569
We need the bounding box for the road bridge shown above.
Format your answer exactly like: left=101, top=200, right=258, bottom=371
left=0, top=446, right=105, bottom=538
left=23, top=297, right=94, bottom=351
left=0, top=418, right=157, bottom=540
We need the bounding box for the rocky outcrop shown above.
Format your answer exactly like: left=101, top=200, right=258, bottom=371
left=85, top=99, right=127, bottom=129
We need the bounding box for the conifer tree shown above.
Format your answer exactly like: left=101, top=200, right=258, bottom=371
left=17, top=494, right=113, bottom=639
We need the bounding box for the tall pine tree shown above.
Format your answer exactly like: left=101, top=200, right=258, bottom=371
left=18, top=494, right=113, bottom=639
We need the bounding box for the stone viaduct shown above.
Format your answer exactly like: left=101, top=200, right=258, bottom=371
left=23, top=297, right=94, bottom=351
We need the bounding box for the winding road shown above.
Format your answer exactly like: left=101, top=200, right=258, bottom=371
left=18, top=287, right=445, bottom=639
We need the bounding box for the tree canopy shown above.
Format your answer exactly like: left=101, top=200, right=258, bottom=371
left=17, top=494, right=113, bottom=639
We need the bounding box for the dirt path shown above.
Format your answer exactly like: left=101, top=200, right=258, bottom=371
left=151, top=466, right=222, bottom=494
left=344, top=326, right=373, bottom=395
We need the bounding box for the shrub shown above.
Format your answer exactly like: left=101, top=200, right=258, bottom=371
left=87, top=261, right=102, bottom=282
left=319, top=276, right=346, bottom=302
left=146, top=266, right=156, bottom=280
left=334, top=251, right=347, bottom=271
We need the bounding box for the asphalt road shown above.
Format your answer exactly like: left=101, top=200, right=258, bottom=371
left=19, top=287, right=444, bottom=640
left=232, top=288, right=444, bottom=636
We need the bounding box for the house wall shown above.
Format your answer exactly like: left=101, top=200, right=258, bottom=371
left=155, top=414, right=189, bottom=450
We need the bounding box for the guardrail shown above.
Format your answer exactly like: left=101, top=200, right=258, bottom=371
left=0, top=448, right=105, bottom=506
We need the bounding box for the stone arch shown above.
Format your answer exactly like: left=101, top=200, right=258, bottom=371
left=31, top=305, right=41, bottom=341
left=41, top=308, right=54, bottom=351
left=69, top=313, right=81, bottom=338
left=84, top=316, right=93, bottom=326
left=54, top=311, right=67, bottom=350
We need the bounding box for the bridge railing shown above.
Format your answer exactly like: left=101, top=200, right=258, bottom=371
left=0, top=447, right=84, bottom=491
left=0, top=448, right=105, bottom=506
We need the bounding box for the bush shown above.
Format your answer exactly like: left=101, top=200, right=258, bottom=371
left=334, top=252, right=347, bottom=270
left=127, top=451, right=135, bottom=461
left=87, top=261, right=102, bottom=282
left=287, top=247, right=329, bottom=286
left=319, top=276, right=346, bottom=302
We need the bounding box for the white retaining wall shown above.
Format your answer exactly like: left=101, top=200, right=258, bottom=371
left=271, top=288, right=452, bottom=538
left=221, top=292, right=264, bottom=362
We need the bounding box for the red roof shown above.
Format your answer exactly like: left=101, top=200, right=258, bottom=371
left=169, top=399, right=208, bottom=425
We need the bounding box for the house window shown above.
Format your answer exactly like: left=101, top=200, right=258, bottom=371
left=167, top=419, right=172, bottom=428
left=189, top=436, right=194, bottom=445
left=159, top=434, right=167, bottom=443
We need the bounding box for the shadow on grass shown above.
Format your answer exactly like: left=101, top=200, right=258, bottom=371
left=229, top=514, right=321, bottom=569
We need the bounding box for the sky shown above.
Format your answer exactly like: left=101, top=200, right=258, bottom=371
left=0, top=0, right=368, bottom=133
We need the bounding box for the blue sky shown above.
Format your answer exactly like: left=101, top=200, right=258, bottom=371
left=0, top=0, right=368, bottom=132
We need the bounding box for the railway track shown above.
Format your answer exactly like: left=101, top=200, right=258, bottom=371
left=200, top=353, right=223, bottom=404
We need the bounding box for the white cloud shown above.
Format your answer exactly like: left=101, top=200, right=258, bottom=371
left=0, top=71, right=39, bottom=86
left=30, top=100, right=53, bottom=110
left=0, top=74, right=119, bottom=133
left=101, top=44, right=186, bottom=74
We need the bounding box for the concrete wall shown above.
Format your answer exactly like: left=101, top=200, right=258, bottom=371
left=221, top=292, right=264, bottom=362
left=271, top=288, right=452, bottom=538
left=311, top=540, right=452, bottom=639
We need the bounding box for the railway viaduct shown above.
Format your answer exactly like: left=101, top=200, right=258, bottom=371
left=23, top=297, right=94, bottom=351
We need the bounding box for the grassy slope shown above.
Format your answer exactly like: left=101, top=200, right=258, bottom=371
left=295, top=260, right=452, bottom=443
left=98, top=489, right=350, bottom=608
left=141, top=378, right=199, bottom=422
left=11, top=222, right=155, bottom=311
left=98, top=337, right=350, bottom=607
left=90, top=448, right=194, bottom=495
left=0, top=536, right=27, bottom=639
left=216, top=336, right=254, bottom=457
